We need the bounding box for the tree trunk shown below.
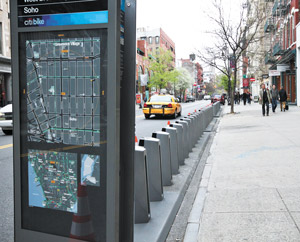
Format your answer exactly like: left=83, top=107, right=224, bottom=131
left=228, top=76, right=231, bottom=109
left=231, top=63, right=237, bottom=114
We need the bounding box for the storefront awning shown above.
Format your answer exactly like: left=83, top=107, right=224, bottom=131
left=0, top=56, right=11, bottom=74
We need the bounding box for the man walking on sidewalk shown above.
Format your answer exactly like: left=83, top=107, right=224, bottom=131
left=259, top=84, right=271, bottom=116
left=279, top=86, right=288, bottom=112
left=270, top=84, right=279, bottom=113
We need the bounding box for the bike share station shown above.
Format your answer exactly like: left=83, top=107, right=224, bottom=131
left=11, top=0, right=136, bottom=241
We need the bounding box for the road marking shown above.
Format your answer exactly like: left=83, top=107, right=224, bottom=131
left=136, top=115, right=144, bottom=118
left=0, top=144, right=13, bottom=150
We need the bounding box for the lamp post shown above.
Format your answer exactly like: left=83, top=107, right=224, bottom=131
left=222, top=45, right=232, bottom=104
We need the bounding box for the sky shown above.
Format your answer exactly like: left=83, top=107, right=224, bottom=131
left=137, top=0, right=245, bottom=61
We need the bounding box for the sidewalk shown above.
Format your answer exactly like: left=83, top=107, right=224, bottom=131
left=185, top=103, right=300, bottom=242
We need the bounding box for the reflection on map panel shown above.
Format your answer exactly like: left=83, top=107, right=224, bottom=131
left=28, top=149, right=77, bottom=213
left=81, top=154, right=100, bottom=186
left=26, top=37, right=101, bottom=146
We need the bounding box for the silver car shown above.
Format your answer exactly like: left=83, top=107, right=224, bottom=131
left=0, top=104, right=13, bottom=135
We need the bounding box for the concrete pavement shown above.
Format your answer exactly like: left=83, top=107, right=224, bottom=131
left=184, top=103, right=300, bottom=242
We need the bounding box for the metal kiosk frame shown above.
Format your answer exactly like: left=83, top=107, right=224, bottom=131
left=11, top=0, right=136, bottom=241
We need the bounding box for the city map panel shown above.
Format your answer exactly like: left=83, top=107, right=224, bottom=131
left=26, top=37, right=101, bottom=146
left=28, top=150, right=78, bottom=213
left=81, top=154, right=100, bottom=186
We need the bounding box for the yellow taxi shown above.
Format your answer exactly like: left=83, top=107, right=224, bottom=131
left=143, top=94, right=182, bottom=119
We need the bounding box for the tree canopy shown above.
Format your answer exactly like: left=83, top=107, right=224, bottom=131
left=147, top=47, right=179, bottom=90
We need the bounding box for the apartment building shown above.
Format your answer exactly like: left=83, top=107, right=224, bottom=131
left=137, top=27, right=176, bottom=68
left=264, top=0, right=299, bottom=104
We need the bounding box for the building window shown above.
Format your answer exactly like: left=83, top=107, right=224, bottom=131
left=292, top=15, right=295, bottom=43
left=287, top=19, right=290, bottom=47
left=155, top=36, right=159, bottom=44
left=149, top=37, right=152, bottom=44
left=170, top=46, right=174, bottom=52
left=0, top=22, right=2, bottom=55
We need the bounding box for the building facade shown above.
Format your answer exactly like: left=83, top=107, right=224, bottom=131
left=251, top=0, right=299, bottom=104
left=246, top=0, right=299, bottom=104
left=136, top=27, right=176, bottom=98
left=0, top=0, right=11, bottom=107
left=178, top=58, right=204, bottom=99
left=137, top=27, right=176, bottom=67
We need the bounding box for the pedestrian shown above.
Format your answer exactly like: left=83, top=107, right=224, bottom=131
left=234, top=92, right=238, bottom=104
left=270, top=84, right=279, bottom=113
left=259, top=84, right=271, bottom=116
left=279, top=86, right=288, bottom=112
left=248, top=92, right=252, bottom=104
left=242, top=92, right=247, bottom=105
left=237, top=92, right=240, bottom=104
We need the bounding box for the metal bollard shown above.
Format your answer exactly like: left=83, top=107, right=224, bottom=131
left=162, top=127, right=179, bottom=175
left=152, top=131, right=172, bottom=186
left=208, top=106, right=213, bottom=123
left=191, top=113, right=201, bottom=142
left=197, top=111, right=204, bottom=138
left=134, top=146, right=151, bottom=223
left=185, top=115, right=197, bottom=147
left=180, top=118, right=193, bottom=152
left=187, top=115, right=197, bottom=146
left=203, top=108, right=209, bottom=130
left=175, top=120, right=189, bottom=159
left=213, top=103, right=216, bottom=116
left=139, top=138, right=164, bottom=202
left=169, top=123, right=184, bottom=166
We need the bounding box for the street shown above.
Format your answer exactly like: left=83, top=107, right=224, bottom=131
left=0, top=100, right=212, bottom=241
left=0, top=130, right=13, bottom=242
left=136, top=100, right=212, bottom=138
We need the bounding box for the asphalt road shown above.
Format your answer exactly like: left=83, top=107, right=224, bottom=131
left=136, top=100, right=212, bottom=138
left=0, top=99, right=212, bottom=241
left=0, top=130, right=13, bottom=242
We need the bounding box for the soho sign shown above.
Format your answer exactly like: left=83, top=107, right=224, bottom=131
left=24, top=7, right=39, bottom=14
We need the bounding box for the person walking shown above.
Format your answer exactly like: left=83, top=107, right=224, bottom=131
left=259, top=84, right=271, bottom=116
left=270, top=84, right=279, bottom=113
left=234, top=92, right=238, bottom=104
left=279, top=86, right=288, bottom=112
left=248, top=92, right=252, bottom=104
left=242, top=92, right=247, bottom=105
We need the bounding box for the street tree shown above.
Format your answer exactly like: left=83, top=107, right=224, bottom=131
left=216, top=73, right=233, bottom=92
left=147, top=47, right=179, bottom=91
left=197, top=0, right=265, bottom=113
left=176, top=68, right=193, bottom=101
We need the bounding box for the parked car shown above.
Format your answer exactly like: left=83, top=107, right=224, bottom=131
left=143, top=94, right=182, bottom=119
left=0, top=104, right=13, bottom=135
left=211, top=94, right=225, bottom=105
left=204, top=95, right=211, bottom=100
left=185, top=95, right=195, bottom=102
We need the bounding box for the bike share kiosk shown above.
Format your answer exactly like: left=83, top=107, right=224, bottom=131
left=11, top=0, right=135, bottom=241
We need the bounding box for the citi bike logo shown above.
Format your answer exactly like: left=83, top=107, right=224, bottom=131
left=24, top=17, right=45, bottom=26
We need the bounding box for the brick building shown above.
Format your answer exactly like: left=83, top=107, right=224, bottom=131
left=136, top=27, right=176, bottom=96
left=136, top=39, right=150, bottom=95
left=263, top=0, right=299, bottom=104
left=137, top=27, right=176, bottom=68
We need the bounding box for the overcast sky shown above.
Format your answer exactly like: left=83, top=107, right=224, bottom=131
left=137, top=0, right=245, bottom=61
